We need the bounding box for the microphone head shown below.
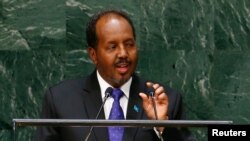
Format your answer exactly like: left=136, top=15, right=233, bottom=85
left=105, top=87, right=113, bottom=97
left=147, top=87, right=155, bottom=97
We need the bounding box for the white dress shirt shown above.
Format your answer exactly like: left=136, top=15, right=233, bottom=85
left=96, top=71, right=132, bottom=119
left=97, top=71, right=163, bottom=139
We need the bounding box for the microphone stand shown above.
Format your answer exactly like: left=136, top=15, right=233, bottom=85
left=149, top=89, right=164, bottom=141
left=84, top=88, right=112, bottom=141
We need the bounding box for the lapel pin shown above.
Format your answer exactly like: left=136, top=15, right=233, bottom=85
left=133, top=105, right=139, bottom=113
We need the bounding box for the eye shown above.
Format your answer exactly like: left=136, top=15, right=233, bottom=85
left=124, top=41, right=135, bottom=48
left=107, top=43, right=116, bottom=50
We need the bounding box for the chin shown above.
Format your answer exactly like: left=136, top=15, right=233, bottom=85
left=112, top=77, right=130, bottom=87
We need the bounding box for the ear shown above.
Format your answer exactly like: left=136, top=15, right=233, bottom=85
left=87, top=47, right=97, bottom=65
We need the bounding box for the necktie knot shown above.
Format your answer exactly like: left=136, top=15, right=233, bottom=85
left=111, top=88, right=124, bottom=101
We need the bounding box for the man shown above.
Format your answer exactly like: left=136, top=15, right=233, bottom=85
left=36, top=9, right=195, bottom=141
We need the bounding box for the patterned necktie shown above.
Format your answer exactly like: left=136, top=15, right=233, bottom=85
left=108, top=88, right=125, bottom=141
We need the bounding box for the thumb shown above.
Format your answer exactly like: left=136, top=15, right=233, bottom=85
left=139, top=92, right=151, bottom=106
left=139, top=92, right=148, bottom=100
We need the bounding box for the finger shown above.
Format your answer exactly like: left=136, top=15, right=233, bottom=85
left=139, top=92, right=148, bottom=100
left=154, top=86, right=165, bottom=96
left=146, top=82, right=161, bottom=94
left=146, top=82, right=154, bottom=87
left=158, top=92, right=167, bottom=98
left=157, top=92, right=168, bottom=101
left=139, top=92, right=153, bottom=103
left=152, top=83, right=160, bottom=89
left=139, top=92, right=152, bottom=107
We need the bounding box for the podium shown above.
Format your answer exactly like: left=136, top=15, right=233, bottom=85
left=13, top=119, right=233, bottom=128
left=12, top=118, right=233, bottom=141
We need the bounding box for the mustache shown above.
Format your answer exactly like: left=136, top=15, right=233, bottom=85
left=115, top=58, right=130, bottom=66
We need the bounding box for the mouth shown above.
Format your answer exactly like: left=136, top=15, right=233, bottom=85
left=115, top=62, right=130, bottom=74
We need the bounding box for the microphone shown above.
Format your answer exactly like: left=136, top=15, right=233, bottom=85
left=148, top=87, right=164, bottom=141
left=147, top=87, right=158, bottom=120
left=84, top=87, right=113, bottom=141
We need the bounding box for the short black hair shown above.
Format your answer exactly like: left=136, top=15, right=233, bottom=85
left=86, top=9, right=136, bottom=48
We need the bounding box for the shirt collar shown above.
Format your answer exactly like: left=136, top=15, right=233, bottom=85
left=96, top=70, right=131, bottom=99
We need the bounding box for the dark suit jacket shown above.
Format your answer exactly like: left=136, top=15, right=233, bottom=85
left=36, top=71, right=196, bottom=141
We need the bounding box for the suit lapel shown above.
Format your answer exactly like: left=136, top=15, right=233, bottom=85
left=123, top=74, right=147, bottom=141
left=126, top=75, right=144, bottom=120
left=82, top=71, right=109, bottom=141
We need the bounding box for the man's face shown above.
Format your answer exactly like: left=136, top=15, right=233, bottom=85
left=88, top=15, right=138, bottom=88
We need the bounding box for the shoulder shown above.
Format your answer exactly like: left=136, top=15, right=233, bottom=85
left=51, top=77, right=86, bottom=91
left=44, top=76, right=90, bottom=99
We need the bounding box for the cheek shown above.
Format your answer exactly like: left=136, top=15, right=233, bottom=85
left=130, top=51, right=138, bottom=62
left=97, top=54, right=114, bottom=66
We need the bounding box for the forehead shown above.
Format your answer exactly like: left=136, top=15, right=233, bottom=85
left=96, top=13, right=131, bottom=29
left=95, top=14, right=133, bottom=38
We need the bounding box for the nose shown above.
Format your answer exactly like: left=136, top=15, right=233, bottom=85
left=118, top=45, right=128, bottom=58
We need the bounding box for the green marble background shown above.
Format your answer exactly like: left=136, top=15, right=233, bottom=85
left=1, top=0, right=250, bottom=141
